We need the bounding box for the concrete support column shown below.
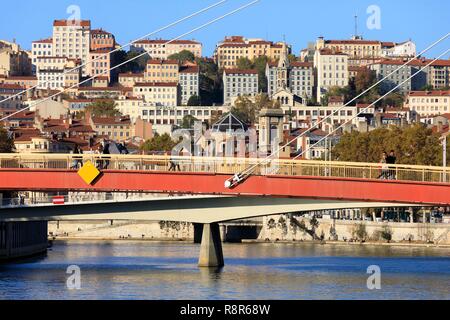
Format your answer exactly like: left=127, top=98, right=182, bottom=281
left=372, top=211, right=377, bottom=222
left=198, top=223, right=224, bottom=268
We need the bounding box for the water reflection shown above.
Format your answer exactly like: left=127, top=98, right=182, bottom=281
left=0, top=240, right=449, bottom=300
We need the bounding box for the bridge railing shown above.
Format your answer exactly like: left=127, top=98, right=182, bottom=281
left=0, top=154, right=448, bottom=184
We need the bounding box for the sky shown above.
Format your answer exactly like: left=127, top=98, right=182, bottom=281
left=0, top=0, right=449, bottom=58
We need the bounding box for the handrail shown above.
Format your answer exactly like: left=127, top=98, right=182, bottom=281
left=0, top=153, right=448, bottom=184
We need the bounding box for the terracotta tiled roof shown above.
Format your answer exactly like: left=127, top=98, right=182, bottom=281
left=408, top=90, right=450, bottom=97
left=134, top=82, right=178, bottom=87
left=224, top=69, right=258, bottom=75
left=179, top=65, right=199, bottom=73
left=147, top=59, right=179, bottom=65
left=53, top=20, right=91, bottom=27
left=32, top=38, right=53, bottom=44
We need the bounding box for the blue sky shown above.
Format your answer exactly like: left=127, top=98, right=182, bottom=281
left=1, top=0, right=449, bottom=58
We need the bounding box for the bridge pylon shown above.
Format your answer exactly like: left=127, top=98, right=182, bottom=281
left=198, top=223, right=224, bottom=268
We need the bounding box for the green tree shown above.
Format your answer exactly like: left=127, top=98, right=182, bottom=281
left=187, top=95, right=201, bottom=106
left=140, top=133, right=177, bottom=152
left=85, top=99, right=122, bottom=118
left=332, top=124, right=447, bottom=166
left=231, top=93, right=279, bottom=124
left=114, top=50, right=148, bottom=74
left=196, top=57, right=222, bottom=105
left=379, top=92, right=405, bottom=108
left=288, top=54, right=297, bottom=63
left=168, top=50, right=195, bottom=63
left=181, top=114, right=199, bottom=129
left=236, top=57, right=253, bottom=70
left=252, top=55, right=270, bottom=93
left=0, top=126, right=14, bottom=153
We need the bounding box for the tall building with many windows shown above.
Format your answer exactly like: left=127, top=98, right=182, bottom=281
left=223, top=69, right=259, bottom=105
left=314, top=48, right=349, bottom=102
left=52, top=20, right=91, bottom=76
left=179, top=65, right=199, bottom=105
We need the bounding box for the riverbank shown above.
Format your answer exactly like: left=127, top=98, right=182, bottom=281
left=49, top=236, right=450, bottom=250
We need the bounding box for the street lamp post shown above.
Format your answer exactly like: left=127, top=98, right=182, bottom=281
left=442, top=134, right=447, bottom=182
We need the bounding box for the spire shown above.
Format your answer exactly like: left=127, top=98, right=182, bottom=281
left=278, top=42, right=289, bottom=69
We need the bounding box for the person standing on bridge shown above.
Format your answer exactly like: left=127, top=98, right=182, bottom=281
left=386, top=150, right=397, bottom=180
left=378, top=152, right=389, bottom=180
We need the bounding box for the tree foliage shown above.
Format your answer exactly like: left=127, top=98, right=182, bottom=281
left=187, top=94, right=201, bottom=106
left=332, top=124, right=449, bottom=166
left=140, top=133, right=177, bottom=152
left=181, top=114, right=199, bottom=129
left=236, top=57, right=253, bottom=70
left=196, top=58, right=222, bottom=105
left=86, top=99, right=122, bottom=118
left=231, top=93, right=280, bottom=124
left=0, top=126, right=14, bottom=153
left=114, top=50, right=148, bottom=74
left=168, top=50, right=195, bottom=63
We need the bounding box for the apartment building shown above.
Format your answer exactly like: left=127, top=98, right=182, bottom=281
left=0, top=83, right=26, bottom=118
left=315, top=36, right=415, bottom=60
left=405, top=91, right=450, bottom=116
left=35, top=56, right=81, bottom=90
left=89, top=116, right=133, bottom=142
left=0, top=40, right=31, bottom=77
left=131, top=39, right=202, bottom=60
left=90, top=29, right=115, bottom=51
left=179, top=65, right=199, bottom=105
left=139, top=105, right=227, bottom=126
left=133, top=82, right=179, bottom=107
left=87, top=48, right=111, bottom=81
left=52, top=20, right=91, bottom=76
left=144, top=59, right=179, bottom=83
left=2, top=76, right=38, bottom=89
left=115, top=96, right=145, bottom=122
left=31, top=38, right=53, bottom=71
left=223, top=69, right=259, bottom=105
left=214, top=36, right=290, bottom=69
left=314, top=48, right=349, bottom=102
left=118, top=72, right=145, bottom=87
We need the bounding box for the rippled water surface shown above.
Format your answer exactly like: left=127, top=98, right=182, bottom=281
left=0, top=241, right=449, bottom=300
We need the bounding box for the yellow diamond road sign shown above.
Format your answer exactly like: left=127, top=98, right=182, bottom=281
left=78, top=160, right=101, bottom=185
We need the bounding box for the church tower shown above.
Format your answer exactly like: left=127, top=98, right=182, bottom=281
left=276, top=43, right=290, bottom=91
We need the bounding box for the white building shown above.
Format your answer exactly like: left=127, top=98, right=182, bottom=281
left=406, top=90, right=450, bottom=117
left=31, top=38, right=53, bottom=72
left=52, top=20, right=91, bottom=76
left=314, top=48, right=349, bottom=102
left=223, top=69, right=259, bottom=105
left=36, top=56, right=81, bottom=90
left=130, top=39, right=202, bottom=60
left=382, top=40, right=416, bottom=58
left=179, top=65, right=199, bottom=105
left=133, top=82, right=179, bottom=107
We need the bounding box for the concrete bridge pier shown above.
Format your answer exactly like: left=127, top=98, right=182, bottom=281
left=198, top=223, right=224, bottom=268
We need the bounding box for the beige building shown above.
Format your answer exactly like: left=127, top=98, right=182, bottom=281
left=52, top=20, right=91, bottom=76
left=115, top=96, right=145, bottom=122
left=314, top=48, right=349, bottom=102
left=144, top=59, right=179, bottom=83
left=89, top=116, right=133, bottom=142
left=3, top=76, right=38, bottom=89
left=133, top=82, right=179, bottom=107
left=0, top=40, right=31, bottom=77
left=87, top=48, right=111, bottom=80
left=14, top=135, right=52, bottom=154
left=406, top=91, right=450, bottom=117
left=90, top=29, right=115, bottom=51
left=118, top=72, right=145, bottom=87
left=214, top=36, right=290, bottom=69
left=131, top=39, right=202, bottom=60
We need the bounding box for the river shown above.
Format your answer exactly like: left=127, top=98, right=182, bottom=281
left=0, top=240, right=449, bottom=300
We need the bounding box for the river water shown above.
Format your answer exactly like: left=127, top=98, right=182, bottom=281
left=0, top=240, right=449, bottom=300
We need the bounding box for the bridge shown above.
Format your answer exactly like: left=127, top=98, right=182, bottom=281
left=0, top=153, right=449, bottom=267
